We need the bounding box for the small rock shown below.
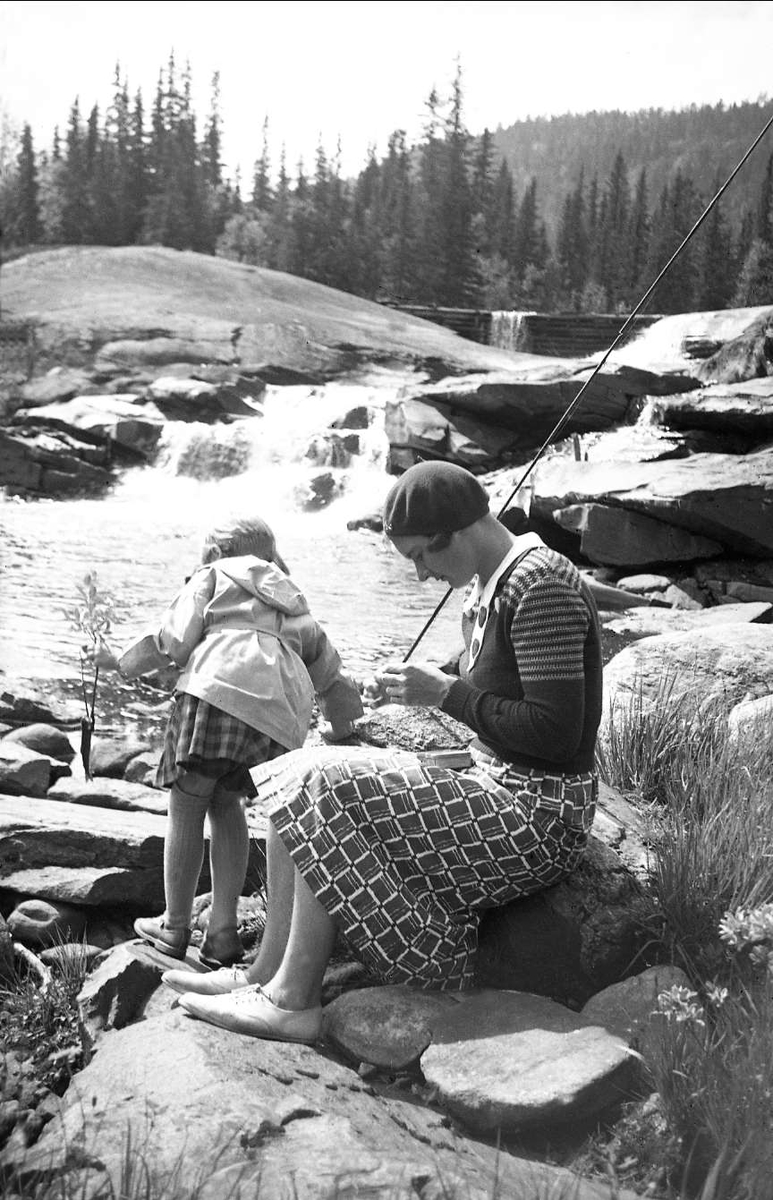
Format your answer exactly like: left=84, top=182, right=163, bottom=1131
left=6, top=898, right=88, bottom=949
left=0, top=742, right=51, bottom=798
left=581, top=964, right=691, bottom=1066
left=87, top=737, right=152, bottom=779
left=2, top=724, right=75, bottom=763
left=78, top=943, right=164, bottom=1039
left=324, top=985, right=460, bottom=1070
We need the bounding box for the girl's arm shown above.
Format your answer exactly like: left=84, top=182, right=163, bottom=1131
left=107, top=570, right=214, bottom=679
left=301, top=619, right=364, bottom=738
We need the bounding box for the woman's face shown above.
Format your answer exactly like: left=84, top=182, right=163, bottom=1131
left=390, top=533, right=477, bottom=589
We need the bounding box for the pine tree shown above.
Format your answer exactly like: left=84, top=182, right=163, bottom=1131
left=733, top=237, right=773, bottom=306
left=596, top=151, right=631, bottom=310
left=556, top=168, right=588, bottom=307
left=628, top=168, right=650, bottom=302
left=695, top=178, right=735, bottom=310
left=267, top=145, right=292, bottom=271
left=11, top=124, right=41, bottom=244
left=60, top=98, right=91, bottom=242
left=288, top=158, right=314, bottom=277
left=489, top=159, right=516, bottom=263
left=471, top=127, right=496, bottom=255
left=414, top=86, right=446, bottom=301
left=513, top=178, right=544, bottom=274
left=757, top=152, right=773, bottom=246
left=646, top=170, right=701, bottom=313
left=438, top=63, right=478, bottom=304
left=349, top=146, right=381, bottom=297
left=202, top=71, right=222, bottom=188
left=379, top=129, right=417, bottom=302
left=252, top=117, right=272, bottom=212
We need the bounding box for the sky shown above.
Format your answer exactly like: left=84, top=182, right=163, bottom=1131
left=1, top=0, right=772, bottom=180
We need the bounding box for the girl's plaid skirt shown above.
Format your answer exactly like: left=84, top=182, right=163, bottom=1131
left=156, top=692, right=287, bottom=797
left=252, top=744, right=597, bottom=990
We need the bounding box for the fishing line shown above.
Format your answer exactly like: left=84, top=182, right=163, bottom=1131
left=402, top=104, right=773, bottom=662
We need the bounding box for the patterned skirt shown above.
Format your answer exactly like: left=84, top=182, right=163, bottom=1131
left=156, top=692, right=287, bottom=797
left=252, top=744, right=597, bottom=990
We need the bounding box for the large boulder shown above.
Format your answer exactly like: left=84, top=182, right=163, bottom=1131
left=530, top=445, right=773, bottom=559
left=14, top=395, right=164, bottom=456
left=658, top=375, right=773, bottom=440
left=420, top=989, right=636, bottom=1134
left=2, top=723, right=75, bottom=763
left=603, top=623, right=773, bottom=724
left=695, top=308, right=773, bottom=384
left=385, top=396, right=520, bottom=471
left=16, top=367, right=95, bottom=408
left=0, top=793, right=168, bottom=907
left=0, top=742, right=51, bottom=798
left=398, top=360, right=700, bottom=455
left=553, top=501, right=723, bottom=565
left=0, top=427, right=112, bottom=497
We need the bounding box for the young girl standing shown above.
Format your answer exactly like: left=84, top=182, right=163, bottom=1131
left=103, top=514, right=362, bottom=968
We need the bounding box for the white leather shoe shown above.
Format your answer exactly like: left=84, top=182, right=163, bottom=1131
left=178, top=985, right=322, bottom=1044
left=161, top=965, right=250, bottom=996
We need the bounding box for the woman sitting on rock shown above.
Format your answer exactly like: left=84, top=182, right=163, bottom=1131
left=163, top=461, right=603, bottom=1044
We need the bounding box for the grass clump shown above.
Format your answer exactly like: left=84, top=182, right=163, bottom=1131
left=0, top=941, right=91, bottom=1100
left=594, top=674, right=773, bottom=1198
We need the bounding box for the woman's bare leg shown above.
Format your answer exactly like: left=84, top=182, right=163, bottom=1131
left=263, top=861, right=338, bottom=1011
left=243, top=821, right=297, bottom=984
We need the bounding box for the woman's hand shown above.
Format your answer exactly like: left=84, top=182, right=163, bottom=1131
left=376, top=661, right=454, bottom=708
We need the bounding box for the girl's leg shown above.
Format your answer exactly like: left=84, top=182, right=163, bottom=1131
left=205, top=787, right=248, bottom=945
left=163, top=771, right=214, bottom=929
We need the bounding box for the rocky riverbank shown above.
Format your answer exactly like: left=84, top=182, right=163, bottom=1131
left=1, top=596, right=772, bottom=1196
left=2, top=247, right=773, bottom=1197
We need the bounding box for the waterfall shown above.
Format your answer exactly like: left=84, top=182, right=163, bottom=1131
left=490, top=311, right=537, bottom=353
left=149, top=379, right=393, bottom=520
left=0, top=370, right=466, bottom=700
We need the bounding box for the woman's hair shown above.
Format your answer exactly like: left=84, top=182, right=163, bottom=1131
left=200, top=515, right=288, bottom=571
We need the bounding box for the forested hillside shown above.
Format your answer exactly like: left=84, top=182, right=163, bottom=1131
left=493, top=101, right=773, bottom=234
left=1, top=60, right=772, bottom=317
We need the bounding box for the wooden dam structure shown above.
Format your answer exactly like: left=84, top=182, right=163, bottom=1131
left=387, top=306, right=662, bottom=358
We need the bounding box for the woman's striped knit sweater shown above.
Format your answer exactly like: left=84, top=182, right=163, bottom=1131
left=441, top=545, right=602, bottom=774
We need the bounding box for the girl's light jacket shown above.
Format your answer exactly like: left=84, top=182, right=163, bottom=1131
left=117, top=556, right=362, bottom=749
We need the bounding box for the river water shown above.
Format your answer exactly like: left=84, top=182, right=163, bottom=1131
left=0, top=373, right=464, bottom=738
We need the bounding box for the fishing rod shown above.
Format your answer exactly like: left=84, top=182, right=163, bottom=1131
left=402, top=105, right=773, bottom=663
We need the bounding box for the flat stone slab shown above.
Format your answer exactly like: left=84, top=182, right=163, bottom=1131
left=0, top=793, right=168, bottom=907
left=421, top=988, right=636, bottom=1133
left=47, top=776, right=167, bottom=816
left=602, top=600, right=772, bottom=640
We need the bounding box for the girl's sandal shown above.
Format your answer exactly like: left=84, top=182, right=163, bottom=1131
left=199, top=939, right=246, bottom=970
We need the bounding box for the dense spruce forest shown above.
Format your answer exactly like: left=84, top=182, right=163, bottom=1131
left=2, top=58, right=773, bottom=315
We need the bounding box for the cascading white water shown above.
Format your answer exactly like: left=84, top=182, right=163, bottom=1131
left=0, top=374, right=465, bottom=733
left=489, top=311, right=537, bottom=353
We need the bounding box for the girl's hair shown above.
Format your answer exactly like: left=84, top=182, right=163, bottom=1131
left=200, top=515, right=289, bottom=572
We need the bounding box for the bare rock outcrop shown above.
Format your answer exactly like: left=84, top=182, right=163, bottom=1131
left=387, top=360, right=701, bottom=468
left=8, top=1000, right=637, bottom=1200
left=530, top=445, right=773, bottom=561
left=603, top=622, right=773, bottom=724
